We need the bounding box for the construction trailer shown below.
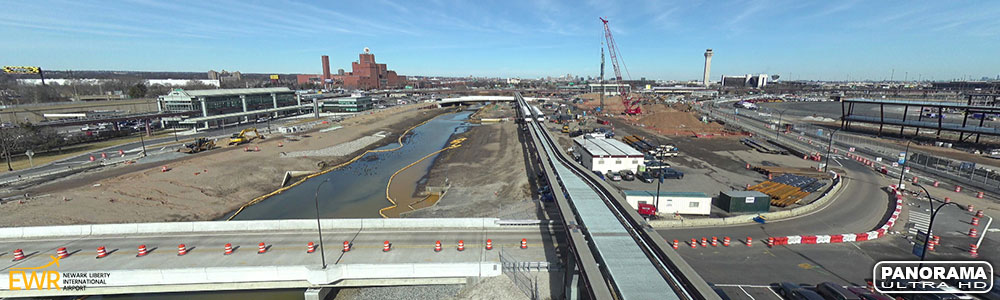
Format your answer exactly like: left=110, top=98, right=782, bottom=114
left=571, top=136, right=644, bottom=174
left=715, top=190, right=770, bottom=213
left=622, top=190, right=711, bottom=216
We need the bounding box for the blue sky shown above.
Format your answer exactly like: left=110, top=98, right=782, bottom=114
left=2, top=0, right=999, bottom=81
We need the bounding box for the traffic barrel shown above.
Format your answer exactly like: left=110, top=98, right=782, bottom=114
left=383, top=241, right=391, bottom=252
left=224, top=243, right=234, bottom=255
left=955, top=185, right=962, bottom=193
left=56, top=247, right=69, bottom=259
left=976, top=210, right=984, bottom=218
left=968, top=204, right=975, bottom=212
left=434, top=240, right=442, bottom=252
left=767, top=237, right=774, bottom=248
left=457, top=240, right=465, bottom=251
left=89, top=155, right=95, bottom=162
left=977, top=192, right=985, bottom=199
left=257, top=242, right=266, bottom=254
left=12, top=249, right=25, bottom=261
left=746, top=163, right=750, bottom=169
left=161, top=166, right=169, bottom=172
left=343, top=241, right=351, bottom=252
left=672, top=240, right=679, bottom=249
left=933, top=181, right=939, bottom=187
left=307, top=242, right=315, bottom=253
left=746, top=237, right=753, bottom=247
left=521, top=238, right=527, bottom=249
left=486, top=239, right=493, bottom=250
left=972, top=217, right=980, bottom=226
left=177, top=244, right=187, bottom=256
left=254, top=146, right=260, bottom=152
left=969, top=228, right=978, bottom=238
left=244, top=146, right=250, bottom=152
left=927, top=242, right=935, bottom=251
left=711, top=236, right=718, bottom=247
left=970, top=244, right=979, bottom=258
left=768, top=173, right=772, bottom=180
left=136, top=245, right=148, bottom=257
left=933, top=235, right=940, bottom=244
left=118, top=149, right=124, bottom=157
left=912, top=176, right=918, bottom=184
left=101, top=152, right=107, bottom=159
left=723, top=237, right=731, bottom=247
left=690, top=238, right=697, bottom=248
left=745, top=184, right=750, bottom=190
left=96, top=246, right=108, bottom=259
left=944, top=197, right=951, bottom=203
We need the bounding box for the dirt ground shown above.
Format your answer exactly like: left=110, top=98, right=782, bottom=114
left=0, top=104, right=448, bottom=226
left=575, top=93, right=726, bottom=136
left=406, top=119, right=535, bottom=219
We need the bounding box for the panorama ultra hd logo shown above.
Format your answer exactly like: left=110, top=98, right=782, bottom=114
left=873, top=261, right=993, bottom=294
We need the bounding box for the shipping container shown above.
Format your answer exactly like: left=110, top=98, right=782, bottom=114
left=715, top=190, right=770, bottom=213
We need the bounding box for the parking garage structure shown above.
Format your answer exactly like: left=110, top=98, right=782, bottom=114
left=157, top=87, right=299, bottom=128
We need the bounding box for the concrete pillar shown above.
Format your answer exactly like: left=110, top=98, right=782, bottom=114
left=564, top=252, right=579, bottom=300
left=272, top=93, right=279, bottom=118
left=156, top=99, right=163, bottom=112
left=304, top=287, right=333, bottom=300
left=199, top=97, right=209, bottom=129
left=241, top=95, right=249, bottom=122
left=313, top=98, right=320, bottom=118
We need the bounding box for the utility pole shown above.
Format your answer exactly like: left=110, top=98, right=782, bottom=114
left=600, top=47, right=605, bottom=113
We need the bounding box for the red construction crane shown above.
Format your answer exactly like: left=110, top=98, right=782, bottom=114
left=600, top=17, right=641, bottom=115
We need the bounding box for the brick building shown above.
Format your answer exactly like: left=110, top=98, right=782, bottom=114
left=297, top=49, right=404, bottom=90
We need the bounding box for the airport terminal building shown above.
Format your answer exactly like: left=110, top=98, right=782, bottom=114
left=157, top=87, right=302, bottom=128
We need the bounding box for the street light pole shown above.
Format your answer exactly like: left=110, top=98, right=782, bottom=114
left=823, top=128, right=839, bottom=172
left=139, top=133, right=146, bottom=156
left=914, top=184, right=961, bottom=262
left=898, top=139, right=913, bottom=189
left=313, top=178, right=331, bottom=269
left=775, top=109, right=788, bottom=140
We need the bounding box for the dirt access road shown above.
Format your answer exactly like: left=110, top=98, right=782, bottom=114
left=0, top=104, right=447, bottom=226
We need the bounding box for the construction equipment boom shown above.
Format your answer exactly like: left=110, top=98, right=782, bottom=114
left=600, top=17, right=641, bottom=115
left=228, top=127, right=265, bottom=145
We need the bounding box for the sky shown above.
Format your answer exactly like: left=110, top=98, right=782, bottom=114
left=2, top=0, right=999, bottom=81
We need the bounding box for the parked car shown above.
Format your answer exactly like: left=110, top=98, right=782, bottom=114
left=653, top=168, right=684, bottom=179
left=593, top=170, right=605, bottom=180
left=620, top=170, right=635, bottom=181
left=777, top=282, right=802, bottom=298
left=606, top=171, right=622, bottom=181
left=636, top=171, right=654, bottom=183
left=816, top=282, right=860, bottom=300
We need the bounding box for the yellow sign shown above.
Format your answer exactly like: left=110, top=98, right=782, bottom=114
left=2, top=66, right=41, bottom=74
left=8, top=255, right=61, bottom=290
left=269, top=75, right=279, bottom=80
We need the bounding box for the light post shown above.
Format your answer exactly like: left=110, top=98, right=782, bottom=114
left=775, top=108, right=788, bottom=139
left=898, top=139, right=913, bottom=190
left=655, top=171, right=664, bottom=216
left=138, top=132, right=147, bottom=156
left=313, top=178, right=331, bottom=269
left=914, top=183, right=961, bottom=262
left=823, top=128, right=840, bottom=172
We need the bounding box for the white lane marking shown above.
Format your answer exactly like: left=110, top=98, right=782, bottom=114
left=833, top=157, right=843, bottom=167
left=739, top=286, right=757, bottom=300
left=908, top=211, right=931, bottom=235
left=767, top=286, right=783, bottom=299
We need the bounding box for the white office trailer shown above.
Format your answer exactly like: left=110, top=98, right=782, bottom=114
left=623, top=191, right=712, bottom=215
left=572, top=136, right=644, bottom=174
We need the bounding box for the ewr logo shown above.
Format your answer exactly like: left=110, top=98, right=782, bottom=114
left=8, top=255, right=61, bottom=290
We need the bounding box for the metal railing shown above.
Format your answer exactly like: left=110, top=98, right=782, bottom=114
left=500, top=248, right=540, bottom=300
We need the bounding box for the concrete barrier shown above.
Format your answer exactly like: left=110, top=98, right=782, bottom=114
left=0, top=218, right=502, bottom=239
left=649, top=171, right=843, bottom=228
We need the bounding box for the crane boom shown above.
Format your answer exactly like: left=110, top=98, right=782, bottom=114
left=600, top=17, right=641, bottom=114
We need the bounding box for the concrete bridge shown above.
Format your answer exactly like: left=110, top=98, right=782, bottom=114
left=0, top=218, right=555, bottom=299
left=437, top=96, right=549, bottom=106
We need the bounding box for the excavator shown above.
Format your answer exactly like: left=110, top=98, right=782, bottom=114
left=228, top=127, right=265, bottom=146
left=178, top=138, right=216, bottom=154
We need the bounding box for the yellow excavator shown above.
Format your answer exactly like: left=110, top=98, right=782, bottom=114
left=228, top=127, right=265, bottom=145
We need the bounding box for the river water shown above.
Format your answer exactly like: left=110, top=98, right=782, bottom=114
left=98, top=110, right=475, bottom=300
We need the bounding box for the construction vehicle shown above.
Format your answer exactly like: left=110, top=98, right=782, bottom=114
left=562, top=124, right=570, bottom=133
left=178, top=138, right=216, bottom=154
left=601, top=18, right=642, bottom=115
left=228, top=127, right=265, bottom=145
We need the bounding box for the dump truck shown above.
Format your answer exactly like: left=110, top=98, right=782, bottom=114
left=178, top=138, right=216, bottom=154
left=228, top=127, right=265, bottom=145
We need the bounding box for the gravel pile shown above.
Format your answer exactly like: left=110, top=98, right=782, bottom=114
left=282, top=135, right=383, bottom=158
left=334, top=284, right=464, bottom=300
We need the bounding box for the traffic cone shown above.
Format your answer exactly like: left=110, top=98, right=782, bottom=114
left=746, top=237, right=753, bottom=247
left=944, top=197, right=951, bottom=203
left=177, top=244, right=187, bottom=256
left=672, top=240, right=679, bottom=249
left=933, top=181, right=939, bottom=187
left=955, top=185, right=962, bottom=193
left=56, top=247, right=69, bottom=259
left=977, top=192, right=984, bottom=199
left=136, top=245, right=148, bottom=257
left=161, top=166, right=168, bottom=172
left=969, top=228, right=978, bottom=238
left=254, top=146, right=260, bottom=152
left=118, top=149, right=124, bottom=157
left=486, top=239, right=493, bottom=250
left=711, top=236, right=718, bottom=247
left=700, top=237, right=708, bottom=247
left=257, top=242, right=266, bottom=254
left=767, top=237, right=774, bottom=248
left=690, top=239, right=697, bottom=248
left=972, top=217, right=980, bottom=226
left=912, top=176, right=918, bottom=184
left=343, top=241, right=351, bottom=252
left=307, top=242, right=315, bottom=253
left=224, top=243, right=234, bottom=255
left=745, top=163, right=750, bottom=169
left=89, top=155, right=95, bottom=161
left=457, top=240, right=465, bottom=251
left=521, top=238, right=527, bottom=249
left=101, top=153, right=107, bottom=159
left=767, top=173, right=772, bottom=180
left=96, top=246, right=108, bottom=259
left=968, top=205, right=975, bottom=212
left=977, top=210, right=984, bottom=218
left=927, top=242, right=936, bottom=251
left=12, top=249, right=25, bottom=261
left=723, top=237, right=731, bottom=247
left=383, top=241, right=391, bottom=252
left=244, top=146, right=249, bottom=152
left=970, top=244, right=979, bottom=258
left=933, top=235, right=940, bottom=244
left=434, top=240, right=442, bottom=252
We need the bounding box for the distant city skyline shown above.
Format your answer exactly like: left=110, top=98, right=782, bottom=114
left=2, top=0, right=999, bottom=81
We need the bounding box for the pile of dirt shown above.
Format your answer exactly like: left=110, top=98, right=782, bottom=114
left=636, top=106, right=726, bottom=136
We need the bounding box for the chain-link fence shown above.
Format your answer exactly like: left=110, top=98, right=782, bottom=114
left=499, top=248, right=540, bottom=300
